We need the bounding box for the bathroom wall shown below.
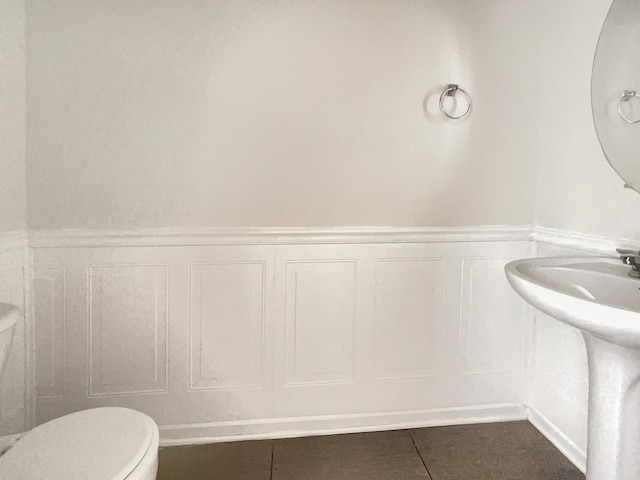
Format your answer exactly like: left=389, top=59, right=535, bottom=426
left=535, top=0, right=640, bottom=240
left=528, top=0, right=640, bottom=471
left=26, top=0, right=542, bottom=229
left=23, top=0, right=549, bottom=444
left=0, top=0, right=26, bottom=234
left=21, top=0, right=634, bottom=466
left=0, top=0, right=30, bottom=437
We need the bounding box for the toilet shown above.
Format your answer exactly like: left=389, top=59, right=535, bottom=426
left=0, top=303, right=160, bottom=479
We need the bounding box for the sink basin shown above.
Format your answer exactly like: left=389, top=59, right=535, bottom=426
left=506, top=256, right=640, bottom=480
left=506, top=257, right=640, bottom=348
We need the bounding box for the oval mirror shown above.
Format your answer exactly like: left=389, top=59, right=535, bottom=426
left=592, top=0, right=640, bottom=192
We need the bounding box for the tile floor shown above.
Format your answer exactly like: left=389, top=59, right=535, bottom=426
left=157, top=421, right=584, bottom=480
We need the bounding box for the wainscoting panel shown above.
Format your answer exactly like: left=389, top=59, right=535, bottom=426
left=374, top=258, right=444, bottom=380
left=526, top=239, right=593, bottom=472
left=31, top=228, right=533, bottom=442
left=189, top=262, right=266, bottom=390
left=0, top=233, right=28, bottom=435
left=33, top=267, right=65, bottom=400
left=88, top=265, right=168, bottom=396
left=459, top=257, right=526, bottom=374
left=284, top=260, right=357, bottom=386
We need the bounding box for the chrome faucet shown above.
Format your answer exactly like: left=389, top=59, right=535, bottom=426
left=617, top=248, right=640, bottom=278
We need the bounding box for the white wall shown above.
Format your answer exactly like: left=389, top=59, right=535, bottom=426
left=26, top=0, right=542, bottom=229
left=535, top=0, right=640, bottom=240
left=0, top=0, right=30, bottom=437
left=528, top=0, right=640, bottom=471
left=0, top=0, right=26, bottom=232
left=18, top=0, right=640, bottom=469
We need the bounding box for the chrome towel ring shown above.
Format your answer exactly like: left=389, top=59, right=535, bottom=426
left=439, top=84, right=472, bottom=120
left=618, top=90, right=640, bottom=124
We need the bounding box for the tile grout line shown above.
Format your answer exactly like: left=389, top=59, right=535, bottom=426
left=270, top=441, right=275, bottom=480
left=409, top=432, right=435, bottom=480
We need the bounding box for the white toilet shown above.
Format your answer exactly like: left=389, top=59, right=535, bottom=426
left=0, top=303, right=160, bottom=479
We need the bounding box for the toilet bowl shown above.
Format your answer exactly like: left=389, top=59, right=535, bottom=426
left=0, top=407, right=159, bottom=479
left=0, top=304, right=160, bottom=479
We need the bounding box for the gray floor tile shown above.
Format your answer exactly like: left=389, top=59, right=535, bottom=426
left=156, top=422, right=585, bottom=480
left=272, top=430, right=431, bottom=480
left=157, top=440, right=273, bottom=480
left=410, top=421, right=584, bottom=480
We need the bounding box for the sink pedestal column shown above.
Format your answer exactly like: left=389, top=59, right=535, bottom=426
left=583, top=333, right=640, bottom=480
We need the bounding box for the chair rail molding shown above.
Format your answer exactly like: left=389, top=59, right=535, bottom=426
left=533, top=226, right=631, bottom=255
left=28, top=225, right=533, bottom=248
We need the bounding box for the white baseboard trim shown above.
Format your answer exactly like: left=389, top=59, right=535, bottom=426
left=158, top=403, right=527, bottom=447
left=527, top=407, right=586, bottom=474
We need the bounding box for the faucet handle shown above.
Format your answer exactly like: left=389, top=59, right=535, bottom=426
left=617, top=248, right=640, bottom=270
left=616, top=248, right=640, bottom=278
left=617, top=249, right=640, bottom=278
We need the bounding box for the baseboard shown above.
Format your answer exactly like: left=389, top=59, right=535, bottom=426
left=159, top=403, right=527, bottom=447
left=527, top=407, right=586, bottom=474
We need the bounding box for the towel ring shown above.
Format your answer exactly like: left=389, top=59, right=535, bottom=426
left=618, top=90, right=640, bottom=124
left=439, top=84, right=472, bottom=120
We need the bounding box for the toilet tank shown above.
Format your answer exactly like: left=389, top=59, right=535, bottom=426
left=0, top=304, right=19, bottom=378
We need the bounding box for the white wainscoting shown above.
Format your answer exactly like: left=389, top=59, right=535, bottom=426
left=525, top=226, right=631, bottom=474
left=23, top=225, right=635, bottom=470
left=526, top=235, right=596, bottom=474
left=30, top=227, right=532, bottom=444
left=0, top=232, right=29, bottom=436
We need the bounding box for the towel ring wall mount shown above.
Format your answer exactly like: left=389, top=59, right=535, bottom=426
left=439, top=84, right=472, bottom=120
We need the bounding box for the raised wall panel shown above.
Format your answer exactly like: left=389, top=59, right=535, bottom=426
left=0, top=258, right=26, bottom=424
left=284, top=261, right=356, bottom=385
left=88, top=265, right=167, bottom=396
left=189, top=262, right=265, bottom=390
left=34, top=267, right=65, bottom=400
left=460, top=258, right=525, bottom=374
left=374, top=259, right=444, bottom=379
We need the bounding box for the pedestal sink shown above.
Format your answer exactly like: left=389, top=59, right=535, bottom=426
left=505, top=256, right=640, bottom=480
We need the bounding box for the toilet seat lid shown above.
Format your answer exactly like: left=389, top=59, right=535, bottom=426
left=0, top=407, right=157, bottom=479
